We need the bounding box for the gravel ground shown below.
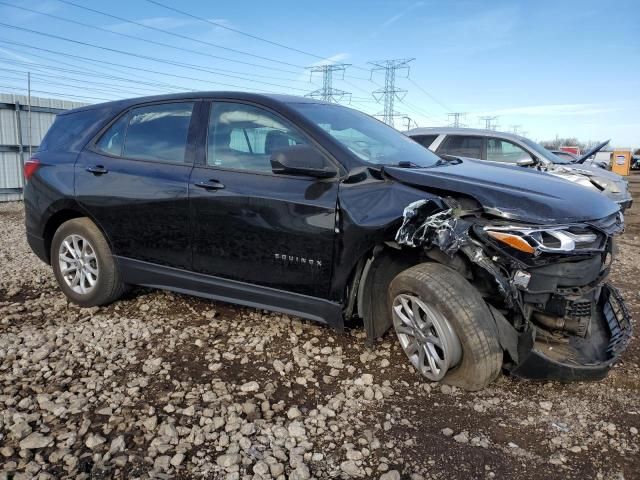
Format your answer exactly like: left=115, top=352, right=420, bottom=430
left=1, top=176, right=639, bottom=480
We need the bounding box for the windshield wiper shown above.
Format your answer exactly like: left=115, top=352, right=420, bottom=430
left=396, top=160, right=421, bottom=168
left=435, top=154, right=463, bottom=166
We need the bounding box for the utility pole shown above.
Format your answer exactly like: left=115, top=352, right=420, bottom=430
left=510, top=124, right=522, bottom=135
left=306, top=63, right=351, bottom=103
left=369, top=58, right=414, bottom=127
left=479, top=115, right=498, bottom=130
left=27, top=72, right=32, bottom=157
left=448, top=112, right=466, bottom=127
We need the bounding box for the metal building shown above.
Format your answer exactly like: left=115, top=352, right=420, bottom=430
left=0, top=93, right=87, bottom=202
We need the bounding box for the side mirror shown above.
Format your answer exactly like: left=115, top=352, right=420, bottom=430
left=270, top=145, right=336, bottom=178
left=516, top=157, right=535, bottom=166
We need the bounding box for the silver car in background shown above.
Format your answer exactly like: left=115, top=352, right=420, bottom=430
left=405, top=127, right=632, bottom=210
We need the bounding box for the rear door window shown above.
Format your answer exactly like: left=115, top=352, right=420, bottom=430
left=95, top=113, right=130, bottom=157
left=438, top=135, right=483, bottom=158
left=122, top=102, right=194, bottom=163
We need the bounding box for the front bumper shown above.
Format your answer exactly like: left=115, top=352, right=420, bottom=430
left=508, top=284, right=632, bottom=381
left=617, top=197, right=633, bottom=211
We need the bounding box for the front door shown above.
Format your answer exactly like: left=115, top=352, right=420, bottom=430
left=189, top=101, right=339, bottom=298
left=75, top=101, right=199, bottom=269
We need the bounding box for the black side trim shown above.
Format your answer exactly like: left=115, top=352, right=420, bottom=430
left=116, top=257, right=344, bottom=329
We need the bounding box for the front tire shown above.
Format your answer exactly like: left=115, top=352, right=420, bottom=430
left=51, top=218, right=125, bottom=307
left=389, top=262, right=503, bottom=391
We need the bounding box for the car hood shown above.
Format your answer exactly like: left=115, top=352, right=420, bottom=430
left=576, top=139, right=609, bottom=163
left=384, top=159, right=620, bottom=224
left=552, top=163, right=623, bottom=182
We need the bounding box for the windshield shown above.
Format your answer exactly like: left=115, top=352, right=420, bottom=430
left=290, top=103, right=441, bottom=167
left=520, top=138, right=572, bottom=164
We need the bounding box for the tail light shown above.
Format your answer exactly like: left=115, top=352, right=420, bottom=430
left=24, top=158, right=41, bottom=181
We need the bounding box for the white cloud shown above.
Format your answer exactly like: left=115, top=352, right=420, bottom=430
left=309, top=52, right=351, bottom=67
left=381, top=1, right=425, bottom=28
left=0, top=47, right=35, bottom=64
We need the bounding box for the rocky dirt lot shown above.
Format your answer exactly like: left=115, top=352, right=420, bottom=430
left=1, top=176, right=639, bottom=480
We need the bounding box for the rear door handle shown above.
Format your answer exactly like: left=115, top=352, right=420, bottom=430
left=194, top=180, right=225, bottom=190
left=86, top=165, right=108, bottom=175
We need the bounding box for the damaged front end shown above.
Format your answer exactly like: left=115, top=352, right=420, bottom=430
left=395, top=199, right=633, bottom=381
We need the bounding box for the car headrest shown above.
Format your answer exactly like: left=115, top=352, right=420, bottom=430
left=264, top=130, right=291, bottom=154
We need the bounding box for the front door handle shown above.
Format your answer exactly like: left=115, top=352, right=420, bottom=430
left=194, top=180, right=225, bottom=190
left=86, top=165, right=108, bottom=175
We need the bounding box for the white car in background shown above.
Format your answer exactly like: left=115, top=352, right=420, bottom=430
left=405, top=128, right=632, bottom=210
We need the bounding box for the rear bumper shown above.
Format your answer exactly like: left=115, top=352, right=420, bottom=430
left=508, top=284, right=632, bottom=381
left=26, top=231, right=48, bottom=264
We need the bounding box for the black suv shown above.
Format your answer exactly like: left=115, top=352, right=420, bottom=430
left=24, top=92, right=632, bottom=390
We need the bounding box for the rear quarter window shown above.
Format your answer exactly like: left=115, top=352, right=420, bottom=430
left=39, top=107, right=111, bottom=153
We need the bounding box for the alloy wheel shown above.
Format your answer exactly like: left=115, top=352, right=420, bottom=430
left=58, top=234, right=99, bottom=295
left=392, top=293, right=462, bottom=381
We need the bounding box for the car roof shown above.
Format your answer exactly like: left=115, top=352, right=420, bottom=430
left=405, top=126, right=530, bottom=142
left=59, top=92, right=329, bottom=116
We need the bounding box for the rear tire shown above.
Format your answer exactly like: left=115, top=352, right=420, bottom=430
left=389, top=262, right=503, bottom=391
left=51, top=218, right=125, bottom=307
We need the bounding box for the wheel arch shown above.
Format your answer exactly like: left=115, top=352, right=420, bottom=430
left=42, top=205, right=111, bottom=264
left=351, top=244, right=422, bottom=343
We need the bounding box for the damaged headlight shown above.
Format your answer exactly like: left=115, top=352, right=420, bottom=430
left=483, top=224, right=602, bottom=255
left=590, top=178, right=621, bottom=193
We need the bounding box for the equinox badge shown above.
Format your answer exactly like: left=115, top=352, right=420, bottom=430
left=274, top=253, right=322, bottom=268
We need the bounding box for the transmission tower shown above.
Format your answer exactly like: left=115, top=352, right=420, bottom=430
left=479, top=116, right=498, bottom=130
left=306, top=64, right=351, bottom=103
left=369, top=58, right=415, bottom=127
left=448, top=112, right=466, bottom=127
left=510, top=124, right=522, bottom=135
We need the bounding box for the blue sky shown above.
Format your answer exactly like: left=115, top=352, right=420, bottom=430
left=0, top=0, right=638, bottom=147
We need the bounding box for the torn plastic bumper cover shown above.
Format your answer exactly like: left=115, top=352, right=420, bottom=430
left=394, top=199, right=633, bottom=381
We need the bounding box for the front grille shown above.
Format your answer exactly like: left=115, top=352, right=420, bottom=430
left=566, top=300, right=593, bottom=318
left=603, top=284, right=633, bottom=359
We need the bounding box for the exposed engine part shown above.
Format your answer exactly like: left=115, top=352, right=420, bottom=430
left=533, top=312, right=591, bottom=337
left=395, top=199, right=516, bottom=307
left=513, top=270, right=531, bottom=289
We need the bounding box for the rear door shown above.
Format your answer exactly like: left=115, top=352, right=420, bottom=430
left=75, top=101, right=201, bottom=269
left=189, top=100, right=339, bottom=298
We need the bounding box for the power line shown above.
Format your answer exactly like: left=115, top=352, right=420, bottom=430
left=56, top=0, right=307, bottom=71
left=0, top=83, right=112, bottom=102
left=0, top=38, right=281, bottom=93
left=397, top=98, right=447, bottom=124
left=0, top=69, right=167, bottom=98
left=133, top=2, right=367, bottom=85
left=306, top=64, right=351, bottom=103
left=0, top=52, right=191, bottom=94
left=0, top=41, right=200, bottom=92
left=407, top=78, right=452, bottom=112
left=369, top=58, right=414, bottom=127
left=145, top=0, right=329, bottom=61
left=0, top=23, right=312, bottom=93
left=0, top=1, right=312, bottom=84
